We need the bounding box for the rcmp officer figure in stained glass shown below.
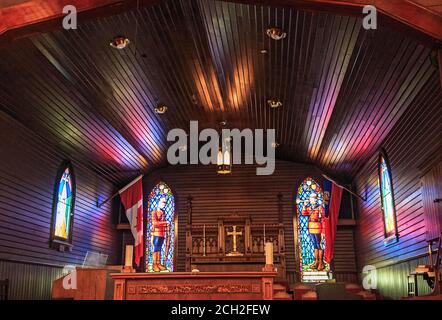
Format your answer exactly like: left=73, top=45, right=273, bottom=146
left=302, top=193, right=325, bottom=271
left=151, top=197, right=169, bottom=272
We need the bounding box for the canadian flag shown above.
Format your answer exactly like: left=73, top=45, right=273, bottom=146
left=119, top=175, right=143, bottom=266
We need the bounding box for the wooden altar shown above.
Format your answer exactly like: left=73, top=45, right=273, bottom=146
left=184, top=195, right=287, bottom=280
left=111, top=271, right=277, bottom=300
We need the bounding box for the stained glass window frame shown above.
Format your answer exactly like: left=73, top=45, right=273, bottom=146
left=378, top=149, right=399, bottom=245
left=295, top=177, right=330, bottom=282
left=145, top=181, right=176, bottom=273
left=50, top=161, right=76, bottom=249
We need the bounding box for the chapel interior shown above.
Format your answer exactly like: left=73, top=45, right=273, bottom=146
left=0, top=0, right=441, bottom=301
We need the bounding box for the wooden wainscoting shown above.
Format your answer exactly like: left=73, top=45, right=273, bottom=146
left=0, top=260, right=64, bottom=300
left=360, top=255, right=433, bottom=300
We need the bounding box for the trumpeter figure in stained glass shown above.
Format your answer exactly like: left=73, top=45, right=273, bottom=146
left=301, top=193, right=325, bottom=271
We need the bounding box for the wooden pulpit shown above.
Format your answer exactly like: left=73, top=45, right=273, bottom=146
left=52, top=266, right=122, bottom=300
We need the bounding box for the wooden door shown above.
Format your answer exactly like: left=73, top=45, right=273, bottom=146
left=422, top=162, right=442, bottom=241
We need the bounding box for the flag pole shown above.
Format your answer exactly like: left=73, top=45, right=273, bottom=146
left=97, top=175, right=144, bottom=208
left=321, top=173, right=366, bottom=202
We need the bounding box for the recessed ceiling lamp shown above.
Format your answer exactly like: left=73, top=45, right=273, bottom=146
left=267, top=99, right=282, bottom=109
left=154, top=104, right=168, bottom=114
left=260, top=49, right=268, bottom=54
left=110, top=36, right=130, bottom=49
left=266, top=27, right=286, bottom=40
left=191, top=94, right=199, bottom=105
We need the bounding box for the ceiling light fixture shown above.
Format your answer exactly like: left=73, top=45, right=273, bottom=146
left=267, top=99, right=282, bottom=109
left=154, top=104, right=168, bottom=114
left=191, top=94, right=199, bottom=105
left=217, top=121, right=232, bottom=175
left=266, top=28, right=287, bottom=40
left=271, top=142, right=280, bottom=149
left=110, top=36, right=130, bottom=49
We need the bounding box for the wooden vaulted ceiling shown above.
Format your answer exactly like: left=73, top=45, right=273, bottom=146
left=0, top=0, right=441, bottom=186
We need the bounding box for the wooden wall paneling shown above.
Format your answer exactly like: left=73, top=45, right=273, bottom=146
left=439, top=49, right=442, bottom=88
left=0, top=110, right=121, bottom=268
left=334, top=228, right=357, bottom=274
left=142, top=161, right=320, bottom=273
left=141, top=160, right=358, bottom=278
left=354, top=70, right=442, bottom=279
left=0, top=260, right=64, bottom=300
left=363, top=255, right=433, bottom=299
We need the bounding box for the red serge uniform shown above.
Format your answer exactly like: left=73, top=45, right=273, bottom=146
left=151, top=207, right=168, bottom=272
left=151, top=210, right=167, bottom=237
left=302, top=205, right=325, bottom=234
left=302, top=203, right=326, bottom=270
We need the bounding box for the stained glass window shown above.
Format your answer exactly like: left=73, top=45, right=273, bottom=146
left=146, top=182, right=175, bottom=272
left=296, top=177, right=330, bottom=282
left=52, top=163, right=75, bottom=243
left=378, top=151, right=398, bottom=244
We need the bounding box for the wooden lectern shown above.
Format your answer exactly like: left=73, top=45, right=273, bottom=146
left=52, top=266, right=122, bottom=300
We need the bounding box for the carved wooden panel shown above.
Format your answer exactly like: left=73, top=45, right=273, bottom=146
left=111, top=272, right=276, bottom=300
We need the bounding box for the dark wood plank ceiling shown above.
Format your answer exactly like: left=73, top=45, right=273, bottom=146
left=0, top=0, right=440, bottom=185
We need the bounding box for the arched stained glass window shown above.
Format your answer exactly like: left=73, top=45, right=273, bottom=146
left=296, top=177, right=330, bottom=282
left=51, top=162, right=75, bottom=247
left=146, top=182, right=175, bottom=272
left=378, top=150, right=399, bottom=245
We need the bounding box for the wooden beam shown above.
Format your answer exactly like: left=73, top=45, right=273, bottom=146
left=373, top=0, right=442, bottom=41
left=0, top=0, right=161, bottom=44
left=0, top=0, right=119, bottom=35
left=1, top=0, right=440, bottom=45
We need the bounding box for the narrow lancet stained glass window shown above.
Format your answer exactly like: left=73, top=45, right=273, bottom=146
left=52, top=163, right=75, bottom=243
left=296, top=177, right=330, bottom=282
left=146, top=182, right=175, bottom=272
left=378, top=150, right=398, bottom=244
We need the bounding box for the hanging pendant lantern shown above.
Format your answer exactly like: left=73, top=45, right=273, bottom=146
left=217, top=123, right=232, bottom=174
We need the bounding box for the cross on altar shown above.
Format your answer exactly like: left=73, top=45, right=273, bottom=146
left=226, top=225, right=243, bottom=256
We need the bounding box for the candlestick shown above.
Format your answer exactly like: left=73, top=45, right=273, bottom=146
left=265, top=242, right=273, bottom=265
left=203, top=224, right=206, bottom=256
left=124, top=245, right=133, bottom=267
left=263, top=224, right=266, bottom=242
